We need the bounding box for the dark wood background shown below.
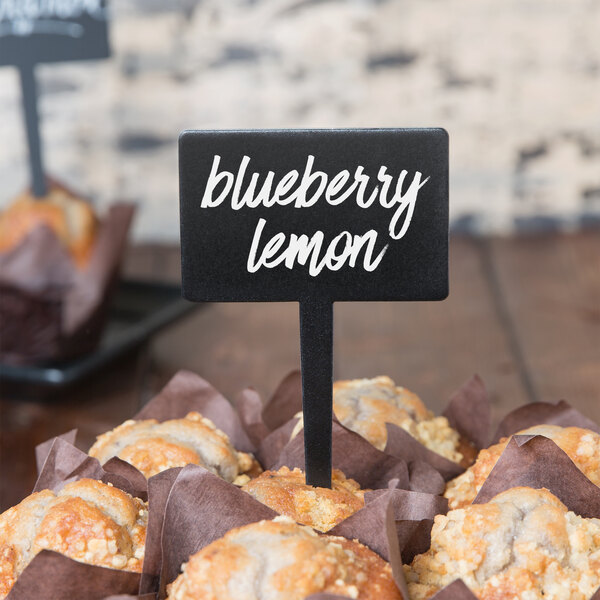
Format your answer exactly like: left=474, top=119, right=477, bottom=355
left=1, top=230, right=599, bottom=510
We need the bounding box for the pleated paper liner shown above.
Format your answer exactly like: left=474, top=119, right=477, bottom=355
left=492, top=398, right=600, bottom=442
left=7, top=551, right=142, bottom=600
left=34, top=436, right=147, bottom=500
left=0, top=196, right=134, bottom=365
left=132, top=369, right=255, bottom=453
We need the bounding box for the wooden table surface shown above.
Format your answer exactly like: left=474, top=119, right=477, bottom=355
left=1, top=230, right=599, bottom=510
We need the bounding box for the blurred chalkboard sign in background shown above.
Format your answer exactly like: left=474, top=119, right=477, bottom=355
left=0, top=0, right=110, bottom=196
left=0, top=0, right=109, bottom=66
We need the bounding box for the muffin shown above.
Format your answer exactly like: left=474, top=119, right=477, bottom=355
left=445, top=425, right=600, bottom=509
left=0, top=180, right=98, bottom=269
left=89, top=411, right=258, bottom=483
left=167, top=516, right=402, bottom=600
left=333, top=376, right=473, bottom=464
left=0, top=478, right=147, bottom=599
left=0, top=181, right=134, bottom=365
left=405, top=486, right=600, bottom=600
left=242, top=466, right=366, bottom=532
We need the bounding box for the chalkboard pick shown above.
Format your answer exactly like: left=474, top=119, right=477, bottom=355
left=179, top=129, right=449, bottom=489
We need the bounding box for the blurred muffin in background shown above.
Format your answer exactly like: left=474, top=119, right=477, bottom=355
left=0, top=180, right=98, bottom=268
left=0, top=178, right=134, bottom=365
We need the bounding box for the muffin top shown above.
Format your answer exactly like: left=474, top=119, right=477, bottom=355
left=89, top=411, right=256, bottom=482
left=406, top=486, right=600, bottom=600
left=167, top=516, right=402, bottom=600
left=0, top=478, right=147, bottom=599
left=333, top=376, right=466, bottom=463
left=445, top=425, right=600, bottom=509
left=0, top=182, right=97, bottom=268
left=242, top=466, right=366, bottom=532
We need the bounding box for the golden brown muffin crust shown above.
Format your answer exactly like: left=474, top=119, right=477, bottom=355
left=167, top=517, right=402, bottom=600
left=89, top=411, right=257, bottom=482
left=242, top=467, right=366, bottom=532
left=0, top=182, right=97, bottom=268
left=333, top=376, right=465, bottom=463
left=0, top=479, right=147, bottom=599
left=445, top=425, right=600, bottom=509
left=406, top=487, right=600, bottom=600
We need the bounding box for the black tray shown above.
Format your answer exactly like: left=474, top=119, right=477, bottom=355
left=0, top=280, right=197, bottom=387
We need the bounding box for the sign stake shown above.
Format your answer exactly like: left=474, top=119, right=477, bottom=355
left=19, top=63, right=47, bottom=197
left=299, top=298, right=333, bottom=488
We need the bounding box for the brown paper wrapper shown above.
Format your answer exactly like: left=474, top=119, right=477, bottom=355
left=473, top=434, right=600, bottom=517
left=6, top=551, right=142, bottom=600
left=383, top=423, right=464, bottom=482
left=442, top=374, right=490, bottom=450
left=492, top=399, right=600, bottom=443
left=134, top=370, right=254, bottom=453
left=332, top=488, right=448, bottom=564
left=255, top=417, right=300, bottom=468
left=269, top=420, right=445, bottom=495
left=140, top=469, right=183, bottom=595
left=262, top=369, right=303, bottom=431
left=34, top=436, right=147, bottom=500
left=0, top=202, right=134, bottom=364
left=233, top=388, right=271, bottom=449
left=35, top=428, right=77, bottom=473
left=429, top=580, right=478, bottom=599
left=36, top=431, right=149, bottom=500
left=158, top=465, right=277, bottom=597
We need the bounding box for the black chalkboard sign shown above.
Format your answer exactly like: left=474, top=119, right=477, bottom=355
left=0, top=0, right=110, bottom=197
left=180, top=129, right=449, bottom=486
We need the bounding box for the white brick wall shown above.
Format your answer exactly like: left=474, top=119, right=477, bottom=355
left=1, top=0, right=599, bottom=240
